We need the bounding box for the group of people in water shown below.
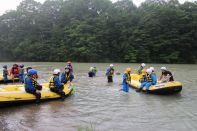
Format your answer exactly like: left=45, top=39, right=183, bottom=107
left=2, top=61, right=74, bottom=103
left=1, top=62, right=174, bottom=103
left=102, top=63, right=174, bottom=93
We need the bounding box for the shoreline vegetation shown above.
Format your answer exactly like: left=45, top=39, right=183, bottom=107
left=0, top=0, right=196, bottom=63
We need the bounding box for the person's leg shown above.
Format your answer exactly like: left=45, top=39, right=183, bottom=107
left=26, top=89, right=41, bottom=103
left=136, top=82, right=147, bottom=92
left=122, top=83, right=129, bottom=92
left=145, top=82, right=152, bottom=91
left=108, top=76, right=113, bottom=82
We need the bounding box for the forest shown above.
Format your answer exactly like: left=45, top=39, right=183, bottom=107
left=0, top=0, right=196, bottom=63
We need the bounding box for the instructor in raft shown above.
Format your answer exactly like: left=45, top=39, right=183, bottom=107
left=136, top=68, right=157, bottom=93
left=137, top=63, right=146, bottom=75
left=49, top=69, right=65, bottom=100
left=122, top=68, right=132, bottom=92
left=106, top=64, right=115, bottom=82
left=159, top=67, right=174, bottom=83
left=24, top=69, right=42, bottom=103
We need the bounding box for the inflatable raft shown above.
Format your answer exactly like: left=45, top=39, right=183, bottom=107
left=130, top=74, right=182, bottom=94
left=0, top=74, right=19, bottom=83
left=0, top=83, right=73, bottom=107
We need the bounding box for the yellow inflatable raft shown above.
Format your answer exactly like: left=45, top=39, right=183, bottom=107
left=130, top=74, right=182, bottom=94
left=0, top=74, right=19, bottom=83
left=0, top=83, right=73, bottom=107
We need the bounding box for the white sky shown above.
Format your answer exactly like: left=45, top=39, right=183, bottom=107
left=0, top=0, right=196, bottom=15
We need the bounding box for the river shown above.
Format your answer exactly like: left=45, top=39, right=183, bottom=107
left=0, top=62, right=197, bottom=131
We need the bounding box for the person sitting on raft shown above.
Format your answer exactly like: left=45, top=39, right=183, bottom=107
left=49, top=69, right=65, bottom=100
left=159, top=67, right=174, bottom=83
left=136, top=68, right=157, bottom=93
left=139, top=69, right=146, bottom=83
left=25, top=69, right=42, bottom=103
left=88, top=67, right=95, bottom=77
left=3, top=65, right=8, bottom=83
left=61, top=66, right=74, bottom=84
left=137, top=63, right=146, bottom=75
left=19, top=64, right=25, bottom=83
left=10, top=64, right=20, bottom=82
left=122, top=68, right=132, bottom=92
left=106, top=64, right=115, bottom=82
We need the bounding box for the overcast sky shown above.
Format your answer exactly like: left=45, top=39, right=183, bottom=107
left=0, top=0, right=196, bottom=15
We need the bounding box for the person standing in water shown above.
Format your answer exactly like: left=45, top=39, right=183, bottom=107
left=3, top=65, right=8, bottom=83
left=106, top=64, right=115, bottom=82
left=122, top=68, right=132, bottom=92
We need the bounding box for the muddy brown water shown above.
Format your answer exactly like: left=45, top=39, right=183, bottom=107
left=0, top=62, right=197, bottom=131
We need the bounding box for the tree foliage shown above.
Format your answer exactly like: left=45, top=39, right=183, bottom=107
left=0, top=0, right=196, bottom=63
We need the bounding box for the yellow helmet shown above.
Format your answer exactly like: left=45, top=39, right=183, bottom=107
left=126, top=68, right=131, bottom=73
left=142, top=69, right=146, bottom=74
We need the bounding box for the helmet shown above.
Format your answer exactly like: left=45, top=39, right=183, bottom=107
left=150, top=67, right=154, bottom=71
left=89, top=67, right=94, bottom=70
left=20, top=64, right=24, bottom=67
left=142, top=69, right=146, bottom=74
left=65, top=66, right=71, bottom=70
left=126, top=68, right=131, bottom=72
left=3, top=65, right=7, bottom=68
left=146, top=68, right=152, bottom=74
left=28, top=69, right=37, bottom=76
left=141, top=63, right=146, bottom=67
left=161, top=67, right=167, bottom=71
left=54, top=69, right=61, bottom=74
left=110, top=64, right=114, bottom=67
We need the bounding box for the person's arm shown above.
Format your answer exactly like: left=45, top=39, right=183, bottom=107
left=151, top=74, right=157, bottom=85
left=106, top=68, right=109, bottom=76
left=70, top=74, right=74, bottom=82
left=61, top=73, right=65, bottom=83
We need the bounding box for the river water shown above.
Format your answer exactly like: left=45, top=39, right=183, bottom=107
left=0, top=62, right=197, bottom=131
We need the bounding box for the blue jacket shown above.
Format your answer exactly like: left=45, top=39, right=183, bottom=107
left=53, top=75, right=63, bottom=88
left=150, top=74, right=157, bottom=85
left=25, top=77, right=35, bottom=91
left=61, top=72, right=74, bottom=83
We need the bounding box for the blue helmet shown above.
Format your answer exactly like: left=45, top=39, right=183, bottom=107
left=3, top=65, right=7, bottom=68
left=20, top=64, right=24, bottom=67
left=28, top=69, right=37, bottom=76
left=65, top=66, right=71, bottom=70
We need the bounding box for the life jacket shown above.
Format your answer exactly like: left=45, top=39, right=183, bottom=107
left=65, top=72, right=71, bottom=81
left=11, top=66, right=20, bottom=74
left=139, top=74, right=146, bottom=82
left=49, top=75, right=57, bottom=88
left=25, top=76, right=38, bottom=89
left=146, top=74, right=152, bottom=82
left=126, top=73, right=131, bottom=82
left=109, top=68, right=114, bottom=76
left=3, top=69, right=8, bottom=76
left=137, top=66, right=143, bottom=74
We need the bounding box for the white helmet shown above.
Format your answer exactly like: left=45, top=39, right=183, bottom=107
left=161, top=67, right=167, bottom=71
left=146, top=68, right=152, bottom=74
left=150, top=67, right=154, bottom=71
left=141, top=63, right=146, bottom=67
left=53, top=69, right=61, bottom=74
left=110, top=64, right=114, bottom=67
